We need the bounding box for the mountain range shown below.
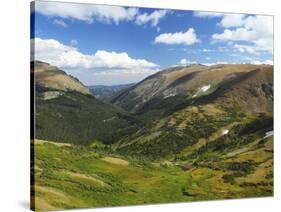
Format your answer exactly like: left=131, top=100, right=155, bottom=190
left=33, top=61, right=273, bottom=150
left=112, top=64, right=272, bottom=115
left=32, top=61, right=140, bottom=145
left=32, top=60, right=273, bottom=210
left=88, top=83, right=135, bottom=101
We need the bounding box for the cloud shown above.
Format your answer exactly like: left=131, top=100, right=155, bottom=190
left=135, top=10, right=168, bottom=27
left=194, top=12, right=273, bottom=54
left=35, top=2, right=169, bottom=28
left=233, top=44, right=260, bottom=54
left=212, top=15, right=273, bottom=54
left=203, top=61, right=232, bottom=66
left=193, top=11, right=223, bottom=18
left=202, top=48, right=214, bottom=52
left=212, top=28, right=257, bottom=41
left=251, top=60, right=273, bottom=65
left=179, top=58, right=197, bottom=65
left=35, top=1, right=139, bottom=24
left=218, top=14, right=246, bottom=28
left=154, top=28, right=200, bottom=45
left=53, top=19, right=68, bottom=28
left=194, top=12, right=247, bottom=28
left=32, top=37, right=159, bottom=70
left=32, top=37, right=160, bottom=85
left=70, top=39, right=78, bottom=46
left=87, top=69, right=158, bottom=85
left=203, top=60, right=273, bottom=66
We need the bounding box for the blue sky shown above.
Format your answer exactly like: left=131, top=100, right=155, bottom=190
left=31, top=1, right=273, bottom=85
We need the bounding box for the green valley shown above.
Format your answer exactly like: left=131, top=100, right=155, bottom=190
left=32, top=132, right=272, bottom=210
left=32, top=61, right=273, bottom=211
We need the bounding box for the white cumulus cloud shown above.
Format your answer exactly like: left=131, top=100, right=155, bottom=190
left=212, top=28, right=257, bottom=41
left=251, top=60, right=273, bottom=65
left=212, top=15, right=273, bottom=54
left=35, top=1, right=139, bottom=24
left=154, top=28, right=200, bottom=46
left=31, top=37, right=160, bottom=85
left=53, top=19, right=68, bottom=28
left=32, top=37, right=159, bottom=70
left=218, top=14, right=246, bottom=28
left=234, top=44, right=257, bottom=54
left=193, top=11, right=224, bottom=18
left=194, top=12, right=248, bottom=28
left=193, top=12, right=273, bottom=55
left=203, top=61, right=232, bottom=66
left=135, top=10, right=168, bottom=27
left=179, top=58, right=197, bottom=65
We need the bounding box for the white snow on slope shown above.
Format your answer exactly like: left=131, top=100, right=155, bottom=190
left=192, top=84, right=211, bottom=98
left=222, top=129, right=229, bottom=135
left=163, top=93, right=176, bottom=99
left=201, top=85, right=211, bottom=92
left=264, top=131, right=273, bottom=139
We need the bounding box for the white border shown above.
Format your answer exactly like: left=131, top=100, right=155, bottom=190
left=0, top=0, right=280, bottom=211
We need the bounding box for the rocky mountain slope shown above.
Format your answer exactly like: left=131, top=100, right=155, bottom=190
left=32, top=61, right=140, bottom=145
left=32, top=61, right=273, bottom=154
left=32, top=61, right=91, bottom=95
left=112, top=64, right=273, bottom=115
left=110, top=64, right=273, bottom=160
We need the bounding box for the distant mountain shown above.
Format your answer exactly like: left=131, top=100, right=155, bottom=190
left=195, top=65, right=273, bottom=114
left=88, top=84, right=134, bottom=101
left=33, top=61, right=273, bottom=159
left=111, top=64, right=273, bottom=159
left=32, top=61, right=140, bottom=145
left=112, top=64, right=273, bottom=115
left=32, top=61, right=91, bottom=95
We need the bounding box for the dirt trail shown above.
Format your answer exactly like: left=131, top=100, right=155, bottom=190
left=102, top=156, right=129, bottom=166
left=33, top=139, right=71, bottom=147
left=64, top=171, right=107, bottom=186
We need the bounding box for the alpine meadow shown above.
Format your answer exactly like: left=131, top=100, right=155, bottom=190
left=31, top=1, right=274, bottom=211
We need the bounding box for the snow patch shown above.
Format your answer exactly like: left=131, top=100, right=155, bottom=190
left=222, top=129, right=229, bottom=135
left=264, top=131, right=273, bottom=139
left=200, top=85, right=211, bottom=92
left=163, top=93, right=176, bottom=99
left=42, top=91, right=62, bottom=100
left=192, top=84, right=211, bottom=98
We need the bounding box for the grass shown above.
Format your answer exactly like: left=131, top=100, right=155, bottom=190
left=32, top=137, right=273, bottom=211
left=115, top=104, right=240, bottom=160
left=36, top=89, right=141, bottom=145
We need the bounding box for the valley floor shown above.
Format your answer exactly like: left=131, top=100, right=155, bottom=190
left=32, top=137, right=273, bottom=211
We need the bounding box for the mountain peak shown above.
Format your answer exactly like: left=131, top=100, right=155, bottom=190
left=112, top=64, right=273, bottom=114
left=32, top=61, right=91, bottom=95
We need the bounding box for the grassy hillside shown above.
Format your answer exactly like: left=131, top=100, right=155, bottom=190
left=32, top=138, right=273, bottom=211
left=33, top=61, right=141, bottom=145
left=32, top=61, right=91, bottom=95
left=115, top=104, right=272, bottom=160
left=112, top=64, right=273, bottom=115
left=36, top=88, right=140, bottom=145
